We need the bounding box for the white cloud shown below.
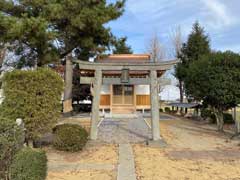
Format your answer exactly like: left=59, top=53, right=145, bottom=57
left=217, top=44, right=240, bottom=53
left=201, top=0, right=237, bottom=28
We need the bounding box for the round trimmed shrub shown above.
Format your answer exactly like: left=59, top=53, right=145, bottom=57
left=53, top=124, right=88, bottom=152
left=10, top=148, right=47, bottom=180
left=164, top=107, right=171, bottom=113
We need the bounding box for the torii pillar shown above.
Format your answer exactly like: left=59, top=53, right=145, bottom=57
left=150, top=70, right=161, bottom=140
left=90, top=69, right=102, bottom=140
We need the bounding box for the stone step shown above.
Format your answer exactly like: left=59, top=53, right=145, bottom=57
left=112, top=106, right=135, bottom=114
left=111, top=114, right=138, bottom=118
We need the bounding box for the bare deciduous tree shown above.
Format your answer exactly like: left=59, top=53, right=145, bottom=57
left=171, top=26, right=184, bottom=104
left=146, top=33, right=165, bottom=62
left=171, top=26, right=182, bottom=57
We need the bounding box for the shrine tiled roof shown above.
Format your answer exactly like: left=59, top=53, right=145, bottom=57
left=97, top=54, right=151, bottom=63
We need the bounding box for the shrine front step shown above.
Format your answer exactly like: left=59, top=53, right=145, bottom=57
left=112, top=106, right=135, bottom=114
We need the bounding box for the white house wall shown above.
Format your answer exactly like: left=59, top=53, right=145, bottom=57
left=135, top=85, right=150, bottom=95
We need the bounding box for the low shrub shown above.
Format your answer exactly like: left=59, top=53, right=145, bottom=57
left=0, top=117, right=23, bottom=179
left=53, top=124, right=88, bottom=152
left=223, top=113, right=234, bottom=124
left=170, top=110, right=178, bottom=114
left=201, top=108, right=234, bottom=124
left=10, top=148, right=47, bottom=180
left=201, top=108, right=213, bottom=120
left=201, top=108, right=216, bottom=123
left=159, top=108, right=163, bottom=112
left=164, top=107, right=171, bottom=113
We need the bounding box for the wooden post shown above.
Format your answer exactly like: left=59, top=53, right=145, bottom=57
left=63, top=54, right=73, bottom=114
left=233, top=107, right=240, bottom=133
left=150, top=70, right=160, bottom=141
left=110, top=85, right=113, bottom=115
left=90, top=69, right=102, bottom=140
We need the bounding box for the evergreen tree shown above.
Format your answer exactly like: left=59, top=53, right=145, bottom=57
left=185, top=21, right=210, bottom=63
left=175, top=21, right=210, bottom=101
left=0, top=0, right=125, bottom=67
left=184, top=51, right=240, bottom=131
left=112, top=37, right=133, bottom=54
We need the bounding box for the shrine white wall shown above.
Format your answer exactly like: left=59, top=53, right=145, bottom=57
left=135, top=85, right=150, bottom=95
left=101, top=85, right=110, bottom=94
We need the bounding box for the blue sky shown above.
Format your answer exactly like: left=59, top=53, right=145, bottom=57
left=107, top=0, right=240, bottom=56
left=107, top=0, right=240, bottom=101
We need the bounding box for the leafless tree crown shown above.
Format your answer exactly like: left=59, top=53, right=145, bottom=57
left=146, top=33, right=165, bottom=62
left=171, top=26, right=182, bottom=57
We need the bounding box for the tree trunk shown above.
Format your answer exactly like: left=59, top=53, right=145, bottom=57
left=214, top=109, right=224, bottom=131
left=0, top=47, right=7, bottom=68
left=179, top=80, right=183, bottom=103
left=63, top=54, right=73, bottom=113
left=179, top=80, right=184, bottom=114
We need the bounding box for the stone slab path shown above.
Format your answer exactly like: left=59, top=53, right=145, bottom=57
left=97, top=116, right=151, bottom=179
left=97, top=116, right=152, bottom=144
left=117, top=144, right=137, bottom=180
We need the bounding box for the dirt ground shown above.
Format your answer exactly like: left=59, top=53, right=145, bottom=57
left=134, top=118, right=240, bottom=180
left=47, top=170, right=115, bottom=180
left=46, top=116, right=240, bottom=180
left=46, top=144, right=118, bottom=180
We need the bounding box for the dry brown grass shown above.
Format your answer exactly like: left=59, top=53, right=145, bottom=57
left=134, top=118, right=240, bottom=180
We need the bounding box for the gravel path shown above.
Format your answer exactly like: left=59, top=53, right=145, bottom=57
left=97, top=116, right=152, bottom=144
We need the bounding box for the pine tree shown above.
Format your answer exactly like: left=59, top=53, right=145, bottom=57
left=0, top=0, right=125, bottom=67
left=112, top=37, right=133, bottom=54
left=175, top=21, right=210, bottom=102
left=185, top=21, right=210, bottom=63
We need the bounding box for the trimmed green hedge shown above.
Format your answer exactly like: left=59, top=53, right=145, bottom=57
left=0, top=117, right=23, bottom=179
left=53, top=124, right=88, bottom=152
left=0, top=68, right=64, bottom=141
left=10, top=148, right=47, bottom=180
left=164, top=107, right=171, bottom=113
left=201, top=108, right=213, bottom=119
left=201, top=108, right=234, bottom=124
left=223, top=113, right=234, bottom=124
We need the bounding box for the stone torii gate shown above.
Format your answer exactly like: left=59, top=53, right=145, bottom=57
left=65, top=59, right=178, bottom=141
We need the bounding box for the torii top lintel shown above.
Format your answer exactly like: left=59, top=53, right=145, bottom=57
left=73, top=59, right=179, bottom=71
